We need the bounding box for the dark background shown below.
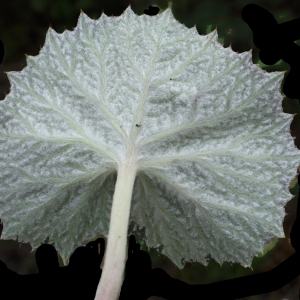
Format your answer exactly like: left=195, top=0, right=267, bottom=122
left=0, top=0, right=300, bottom=299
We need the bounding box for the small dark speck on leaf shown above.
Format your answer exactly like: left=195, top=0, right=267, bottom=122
left=136, top=124, right=142, bottom=127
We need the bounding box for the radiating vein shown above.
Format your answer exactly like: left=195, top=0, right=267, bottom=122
left=139, top=72, right=283, bottom=148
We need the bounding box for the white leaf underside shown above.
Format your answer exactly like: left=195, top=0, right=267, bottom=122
left=0, top=6, right=298, bottom=269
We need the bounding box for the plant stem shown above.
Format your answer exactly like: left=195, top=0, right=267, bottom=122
left=94, top=154, right=137, bottom=300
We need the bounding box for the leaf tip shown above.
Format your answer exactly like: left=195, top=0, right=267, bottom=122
left=124, top=3, right=131, bottom=11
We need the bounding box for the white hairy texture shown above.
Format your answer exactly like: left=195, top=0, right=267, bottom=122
left=0, top=6, right=298, bottom=272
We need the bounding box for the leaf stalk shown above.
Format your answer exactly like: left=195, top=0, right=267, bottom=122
left=94, top=155, right=137, bottom=300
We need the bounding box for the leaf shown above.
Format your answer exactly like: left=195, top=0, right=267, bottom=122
left=256, top=238, right=278, bottom=258
left=0, top=5, right=298, bottom=276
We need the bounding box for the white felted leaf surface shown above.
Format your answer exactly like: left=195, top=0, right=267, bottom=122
left=0, top=6, right=298, bottom=268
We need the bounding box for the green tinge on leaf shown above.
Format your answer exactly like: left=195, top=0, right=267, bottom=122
left=0, top=6, right=298, bottom=270
left=256, top=238, right=278, bottom=258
